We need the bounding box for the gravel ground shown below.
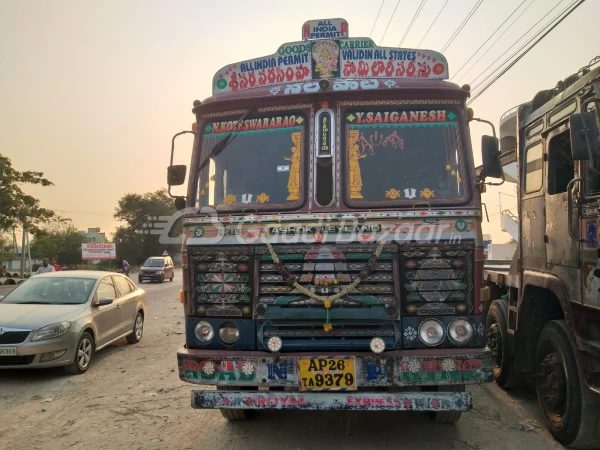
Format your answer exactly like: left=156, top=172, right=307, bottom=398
left=0, top=273, right=561, bottom=450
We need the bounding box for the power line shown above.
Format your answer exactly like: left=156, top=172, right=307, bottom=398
left=468, top=0, right=586, bottom=104
left=441, top=0, right=485, bottom=53
left=452, top=0, right=528, bottom=80
left=370, top=1, right=386, bottom=38
left=380, top=0, right=402, bottom=45
left=468, top=0, right=568, bottom=88
left=455, top=0, right=537, bottom=84
left=398, top=0, right=428, bottom=47
left=417, top=0, right=448, bottom=48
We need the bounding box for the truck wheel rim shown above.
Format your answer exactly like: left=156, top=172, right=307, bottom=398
left=487, top=322, right=502, bottom=366
left=538, top=352, right=567, bottom=415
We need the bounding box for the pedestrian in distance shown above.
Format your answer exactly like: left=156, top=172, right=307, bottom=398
left=35, top=258, right=56, bottom=275
left=50, top=256, right=62, bottom=272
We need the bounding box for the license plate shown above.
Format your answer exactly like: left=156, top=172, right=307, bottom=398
left=298, top=357, right=357, bottom=391
left=0, top=347, right=17, bottom=356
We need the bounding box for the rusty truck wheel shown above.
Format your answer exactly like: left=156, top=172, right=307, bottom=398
left=429, top=385, right=464, bottom=424
left=217, top=386, right=253, bottom=420
left=535, top=320, right=600, bottom=448
left=486, top=300, right=523, bottom=389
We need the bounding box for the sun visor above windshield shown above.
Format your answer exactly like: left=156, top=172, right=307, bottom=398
left=212, top=19, right=449, bottom=96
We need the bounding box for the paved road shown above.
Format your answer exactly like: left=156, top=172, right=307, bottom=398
left=0, top=273, right=561, bottom=450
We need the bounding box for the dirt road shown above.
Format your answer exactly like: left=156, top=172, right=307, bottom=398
left=0, top=273, right=561, bottom=450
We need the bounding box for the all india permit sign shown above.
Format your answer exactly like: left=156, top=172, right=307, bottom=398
left=82, top=243, right=116, bottom=261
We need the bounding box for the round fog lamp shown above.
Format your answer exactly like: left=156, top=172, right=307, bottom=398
left=195, top=321, right=214, bottom=342
left=370, top=337, right=386, bottom=354
left=448, top=319, right=474, bottom=345
left=418, top=319, right=445, bottom=346
left=219, top=322, right=240, bottom=344
left=267, top=336, right=283, bottom=352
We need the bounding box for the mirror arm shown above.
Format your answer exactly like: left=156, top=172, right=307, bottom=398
left=472, top=117, right=504, bottom=185
left=471, top=118, right=497, bottom=138
left=169, top=130, right=195, bottom=198
left=481, top=202, right=490, bottom=222
left=567, top=177, right=584, bottom=242
left=580, top=99, right=600, bottom=174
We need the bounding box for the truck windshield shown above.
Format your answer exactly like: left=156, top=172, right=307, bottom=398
left=344, top=108, right=468, bottom=205
left=198, top=113, right=306, bottom=209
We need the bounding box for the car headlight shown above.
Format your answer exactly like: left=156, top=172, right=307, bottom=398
left=448, top=318, right=474, bottom=345
left=156, top=271, right=163, bottom=275
left=31, top=321, right=71, bottom=342
left=195, top=321, right=214, bottom=342
left=418, top=319, right=445, bottom=346
left=219, top=323, right=240, bottom=344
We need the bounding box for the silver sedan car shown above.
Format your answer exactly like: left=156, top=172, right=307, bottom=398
left=0, top=271, right=146, bottom=374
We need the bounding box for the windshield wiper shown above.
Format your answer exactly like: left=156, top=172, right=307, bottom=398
left=17, top=301, right=51, bottom=304
left=198, top=106, right=256, bottom=173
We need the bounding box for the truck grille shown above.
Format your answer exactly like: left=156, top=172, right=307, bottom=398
left=256, top=243, right=399, bottom=319
left=399, top=245, right=474, bottom=316
left=189, top=247, right=254, bottom=318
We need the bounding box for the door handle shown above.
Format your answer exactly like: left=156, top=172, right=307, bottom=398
left=567, top=177, right=584, bottom=242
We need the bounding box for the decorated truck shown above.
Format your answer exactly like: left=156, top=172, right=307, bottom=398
left=168, top=18, right=501, bottom=420
left=480, top=58, right=600, bottom=447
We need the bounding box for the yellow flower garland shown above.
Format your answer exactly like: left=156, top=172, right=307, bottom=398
left=264, top=240, right=387, bottom=331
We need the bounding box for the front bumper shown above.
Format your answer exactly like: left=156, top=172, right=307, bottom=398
left=139, top=272, right=163, bottom=281
left=178, top=347, right=493, bottom=388
left=192, top=390, right=472, bottom=412
left=0, top=332, right=77, bottom=369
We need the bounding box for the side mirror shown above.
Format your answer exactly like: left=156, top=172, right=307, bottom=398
left=481, top=135, right=503, bottom=179
left=570, top=112, right=598, bottom=160
left=167, top=165, right=187, bottom=186
left=175, top=196, right=186, bottom=210
left=97, top=297, right=114, bottom=306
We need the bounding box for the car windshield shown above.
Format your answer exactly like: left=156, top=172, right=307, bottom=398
left=0, top=277, right=96, bottom=305
left=197, top=112, right=305, bottom=209
left=344, top=108, right=468, bottom=205
left=143, top=259, right=164, bottom=267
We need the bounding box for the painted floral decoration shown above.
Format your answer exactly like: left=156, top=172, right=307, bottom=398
left=442, top=358, right=457, bottom=372
left=224, top=194, right=237, bottom=205
left=257, top=193, right=270, bottom=203
left=420, top=188, right=435, bottom=199
left=407, top=359, right=422, bottom=373
left=241, top=362, right=255, bottom=376
left=404, top=326, right=417, bottom=341
left=385, top=188, right=401, bottom=199
left=202, top=361, right=216, bottom=376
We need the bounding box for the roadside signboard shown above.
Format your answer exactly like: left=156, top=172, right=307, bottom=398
left=82, top=243, right=116, bottom=260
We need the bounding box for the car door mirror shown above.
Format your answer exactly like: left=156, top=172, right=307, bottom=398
left=481, top=135, right=503, bottom=179
left=570, top=112, right=598, bottom=160
left=97, top=297, right=114, bottom=306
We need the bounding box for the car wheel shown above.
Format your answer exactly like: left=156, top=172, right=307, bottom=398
left=160, top=274, right=164, bottom=283
left=126, top=312, right=144, bottom=344
left=65, top=332, right=94, bottom=375
left=170, top=273, right=174, bottom=282
left=138, top=277, right=143, bottom=284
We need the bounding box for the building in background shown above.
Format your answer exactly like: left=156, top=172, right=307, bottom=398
left=80, top=227, right=107, bottom=244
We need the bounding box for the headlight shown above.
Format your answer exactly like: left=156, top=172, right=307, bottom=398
left=195, top=321, right=214, bottom=342
left=267, top=336, right=282, bottom=352
left=370, top=337, right=386, bottom=354
left=218, top=322, right=240, bottom=344
left=448, top=318, right=474, bottom=345
left=156, top=271, right=163, bottom=275
left=31, top=321, right=71, bottom=342
left=418, top=319, right=445, bottom=346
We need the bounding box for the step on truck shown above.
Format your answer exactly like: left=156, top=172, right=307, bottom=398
left=480, top=58, right=600, bottom=448
left=167, top=18, right=501, bottom=422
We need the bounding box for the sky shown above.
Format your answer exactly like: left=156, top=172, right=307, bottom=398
left=1, top=0, right=598, bottom=243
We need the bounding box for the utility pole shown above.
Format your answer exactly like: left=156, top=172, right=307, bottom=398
left=20, top=224, right=26, bottom=279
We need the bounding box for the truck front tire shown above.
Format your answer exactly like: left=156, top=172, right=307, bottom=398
left=535, top=320, right=600, bottom=448
left=429, top=385, right=464, bottom=424
left=217, top=386, right=252, bottom=420
left=486, top=300, right=523, bottom=389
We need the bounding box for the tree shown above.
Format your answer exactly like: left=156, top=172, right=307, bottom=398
left=113, top=189, right=178, bottom=265
left=30, top=222, right=87, bottom=266
left=0, top=154, right=58, bottom=232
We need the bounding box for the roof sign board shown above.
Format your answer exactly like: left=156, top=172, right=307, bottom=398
left=213, top=20, right=448, bottom=96
left=162, top=250, right=169, bottom=256
left=302, top=18, right=348, bottom=40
